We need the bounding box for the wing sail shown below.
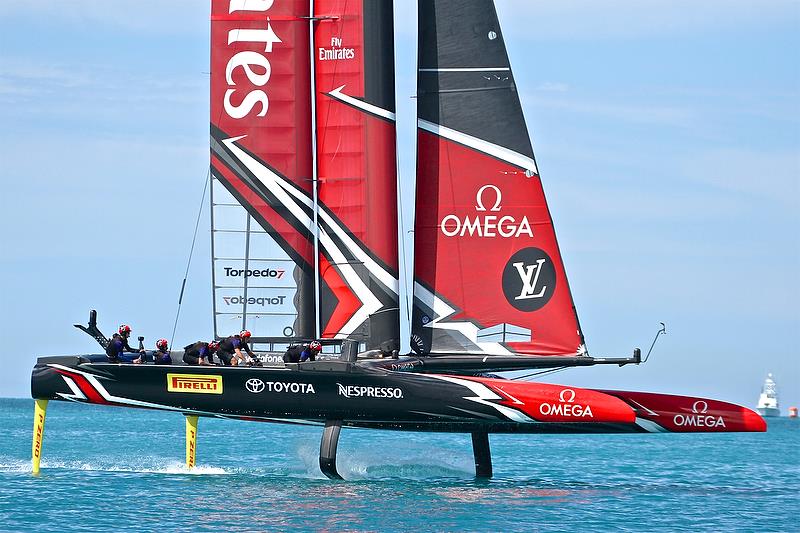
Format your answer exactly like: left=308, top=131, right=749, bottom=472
left=313, top=0, right=401, bottom=352
left=210, top=0, right=315, bottom=341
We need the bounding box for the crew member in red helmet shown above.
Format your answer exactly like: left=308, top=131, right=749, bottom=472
left=105, top=324, right=146, bottom=364
left=300, top=340, right=322, bottom=362
left=217, top=330, right=256, bottom=366
left=154, top=339, right=172, bottom=365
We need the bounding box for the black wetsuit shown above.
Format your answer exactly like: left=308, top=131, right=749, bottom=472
left=283, top=345, right=302, bottom=363
left=154, top=349, right=172, bottom=365
left=183, top=342, right=213, bottom=365
left=105, top=334, right=141, bottom=363
left=217, top=336, right=253, bottom=366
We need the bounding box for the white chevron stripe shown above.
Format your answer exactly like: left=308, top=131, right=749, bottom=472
left=222, top=137, right=399, bottom=336
left=418, top=118, right=537, bottom=175
left=252, top=144, right=400, bottom=297
left=635, top=417, right=669, bottom=433
left=317, top=226, right=382, bottom=337
left=414, top=281, right=513, bottom=356
left=57, top=375, right=87, bottom=401
left=327, top=85, right=396, bottom=121
left=429, top=375, right=536, bottom=423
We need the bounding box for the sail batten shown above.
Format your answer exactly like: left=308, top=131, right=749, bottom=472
left=412, top=0, right=584, bottom=358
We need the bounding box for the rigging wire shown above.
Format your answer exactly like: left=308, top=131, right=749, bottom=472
left=642, top=322, right=667, bottom=363
left=169, top=169, right=210, bottom=351
left=511, top=366, right=570, bottom=381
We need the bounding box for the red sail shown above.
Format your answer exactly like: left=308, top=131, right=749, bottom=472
left=313, top=0, right=400, bottom=352
left=210, top=0, right=315, bottom=339
left=412, top=0, right=584, bottom=357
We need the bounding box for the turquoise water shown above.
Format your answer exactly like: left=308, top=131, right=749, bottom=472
left=0, top=398, right=797, bottom=531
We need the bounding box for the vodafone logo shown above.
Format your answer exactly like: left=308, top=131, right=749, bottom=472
left=223, top=0, right=281, bottom=119
left=439, top=184, right=534, bottom=239
left=673, top=400, right=726, bottom=428
left=539, top=389, right=594, bottom=418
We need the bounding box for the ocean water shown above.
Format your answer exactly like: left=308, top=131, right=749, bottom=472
left=0, top=399, right=797, bottom=532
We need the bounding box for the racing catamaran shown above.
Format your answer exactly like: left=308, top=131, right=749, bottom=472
left=30, top=0, right=765, bottom=479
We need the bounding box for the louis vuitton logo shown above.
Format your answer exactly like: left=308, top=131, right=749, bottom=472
left=513, top=259, right=548, bottom=300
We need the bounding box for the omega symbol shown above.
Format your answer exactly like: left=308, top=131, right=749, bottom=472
left=475, top=184, right=502, bottom=212
left=559, top=389, right=576, bottom=403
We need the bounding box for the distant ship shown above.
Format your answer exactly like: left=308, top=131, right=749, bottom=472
left=756, top=374, right=780, bottom=417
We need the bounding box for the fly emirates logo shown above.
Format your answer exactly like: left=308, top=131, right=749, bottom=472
left=222, top=0, right=282, bottom=119
left=319, top=36, right=356, bottom=61
left=440, top=185, right=534, bottom=239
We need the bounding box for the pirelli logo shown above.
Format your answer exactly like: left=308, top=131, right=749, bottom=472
left=167, top=374, right=223, bottom=394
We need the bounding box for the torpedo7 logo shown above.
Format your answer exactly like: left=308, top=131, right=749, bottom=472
left=502, top=247, right=556, bottom=312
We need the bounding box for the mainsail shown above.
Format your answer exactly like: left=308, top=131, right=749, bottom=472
left=210, top=0, right=315, bottom=341
left=313, top=0, right=401, bottom=352
left=412, top=0, right=585, bottom=357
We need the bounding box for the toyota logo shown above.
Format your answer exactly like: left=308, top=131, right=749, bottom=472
left=245, top=378, right=265, bottom=393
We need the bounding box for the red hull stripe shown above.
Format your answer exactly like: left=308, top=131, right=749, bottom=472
left=461, top=376, right=637, bottom=425
left=54, top=369, right=109, bottom=405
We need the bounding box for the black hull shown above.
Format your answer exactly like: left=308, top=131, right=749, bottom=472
left=32, top=355, right=765, bottom=435
left=31, top=355, right=636, bottom=434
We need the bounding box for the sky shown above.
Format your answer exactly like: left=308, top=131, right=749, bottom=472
left=0, top=0, right=798, bottom=410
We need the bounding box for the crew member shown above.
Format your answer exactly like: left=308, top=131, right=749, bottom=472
left=217, top=330, right=255, bottom=366
left=154, top=339, right=172, bottom=365
left=300, top=340, right=322, bottom=362
left=105, top=324, right=146, bottom=364
left=283, top=344, right=302, bottom=363
left=183, top=340, right=218, bottom=366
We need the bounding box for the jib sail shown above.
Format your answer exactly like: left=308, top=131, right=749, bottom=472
left=412, top=0, right=585, bottom=357
left=312, top=0, right=400, bottom=353
left=210, top=0, right=315, bottom=341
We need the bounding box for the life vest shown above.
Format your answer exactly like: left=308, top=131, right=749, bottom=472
left=283, top=345, right=302, bottom=363
left=105, top=334, right=122, bottom=358
left=218, top=336, right=240, bottom=353
left=184, top=341, right=207, bottom=358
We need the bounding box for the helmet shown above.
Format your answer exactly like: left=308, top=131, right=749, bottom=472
left=208, top=341, right=219, bottom=352
left=119, top=324, right=132, bottom=335
left=309, top=340, right=322, bottom=352
left=156, top=339, right=168, bottom=350
left=240, top=330, right=252, bottom=339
